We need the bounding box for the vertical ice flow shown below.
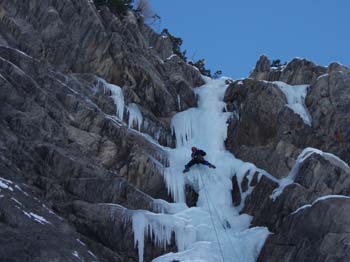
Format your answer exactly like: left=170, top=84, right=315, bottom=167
left=131, top=78, right=270, bottom=262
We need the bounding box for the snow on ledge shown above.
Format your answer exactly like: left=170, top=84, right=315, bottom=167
left=166, top=54, right=177, bottom=61
left=0, top=177, right=14, bottom=191
left=72, top=251, right=80, bottom=259
left=316, top=73, right=329, bottom=81
left=291, top=195, right=350, bottom=215
left=22, top=210, right=52, bottom=225
left=272, top=81, right=312, bottom=126
left=271, top=147, right=350, bottom=201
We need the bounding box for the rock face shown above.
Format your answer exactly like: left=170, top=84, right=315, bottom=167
left=225, top=56, right=350, bottom=179
left=240, top=139, right=350, bottom=261
left=249, top=55, right=327, bottom=85
left=0, top=44, right=169, bottom=261
left=0, top=0, right=203, bottom=137
left=306, top=70, right=350, bottom=163
left=1, top=1, right=350, bottom=261
left=258, top=197, right=350, bottom=262
left=224, top=79, right=306, bottom=178
left=0, top=1, right=205, bottom=261
left=226, top=55, right=350, bottom=261
left=243, top=152, right=350, bottom=230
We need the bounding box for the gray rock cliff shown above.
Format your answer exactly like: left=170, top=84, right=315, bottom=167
left=0, top=0, right=203, bottom=261
left=225, top=55, right=350, bottom=262
left=1, top=1, right=350, bottom=261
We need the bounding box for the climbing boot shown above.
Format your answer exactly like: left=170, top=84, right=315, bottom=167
left=208, top=164, right=216, bottom=169
left=183, top=167, right=190, bottom=173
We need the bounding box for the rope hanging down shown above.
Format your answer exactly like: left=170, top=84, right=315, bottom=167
left=198, top=171, right=226, bottom=262
left=200, top=174, right=238, bottom=258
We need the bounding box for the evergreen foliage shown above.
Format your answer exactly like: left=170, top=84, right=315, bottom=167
left=190, top=59, right=211, bottom=77
left=213, top=70, right=222, bottom=79
left=93, top=0, right=133, bottom=15
left=161, top=29, right=187, bottom=61
left=271, top=59, right=287, bottom=68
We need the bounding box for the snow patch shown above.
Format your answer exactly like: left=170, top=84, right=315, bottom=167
left=11, top=197, right=22, bottom=206
left=72, top=251, right=80, bottom=259
left=273, top=81, right=311, bottom=126
left=22, top=210, right=51, bottom=225
left=15, top=185, right=29, bottom=196
left=291, top=195, right=350, bottom=215
left=0, top=46, right=33, bottom=59
left=272, top=147, right=349, bottom=200
left=317, top=73, right=329, bottom=80
left=42, top=204, right=63, bottom=220
left=76, top=239, right=86, bottom=246
left=0, top=178, right=14, bottom=191
left=166, top=54, right=177, bottom=61
left=88, top=250, right=98, bottom=259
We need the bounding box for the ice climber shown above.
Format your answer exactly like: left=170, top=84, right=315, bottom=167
left=183, top=146, right=216, bottom=173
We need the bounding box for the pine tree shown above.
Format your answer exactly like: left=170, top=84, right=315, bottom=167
left=93, top=0, right=133, bottom=15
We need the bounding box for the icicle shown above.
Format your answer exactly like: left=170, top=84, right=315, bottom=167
left=99, top=78, right=125, bottom=120
left=109, top=84, right=125, bottom=120
left=131, top=210, right=196, bottom=262
left=132, top=212, right=146, bottom=262
left=177, top=94, right=181, bottom=111
left=162, top=165, right=186, bottom=203
left=170, top=108, right=198, bottom=147
left=127, top=103, right=143, bottom=130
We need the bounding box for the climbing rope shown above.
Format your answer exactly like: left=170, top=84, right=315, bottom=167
left=202, top=179, right=238, bottom=257
left=198, top=170, right=239, bottom=261
left=198, top=171, right=226, bottom=262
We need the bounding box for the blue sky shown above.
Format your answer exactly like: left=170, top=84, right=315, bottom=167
left=148, top=0, right=349, bottom=79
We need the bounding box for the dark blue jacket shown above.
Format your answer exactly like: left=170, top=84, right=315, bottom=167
left=191, top=149, right=206, bottom=160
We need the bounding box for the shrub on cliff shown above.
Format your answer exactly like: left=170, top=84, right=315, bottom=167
left=93, top=0, right=133, bottom=15
left=271, top=59, right=287, bottom=68
left=161, top=29, right=187, bottom=61
left=135, top=0, right=160, bottom=24
left=190, top=59, right=211, bottom=77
